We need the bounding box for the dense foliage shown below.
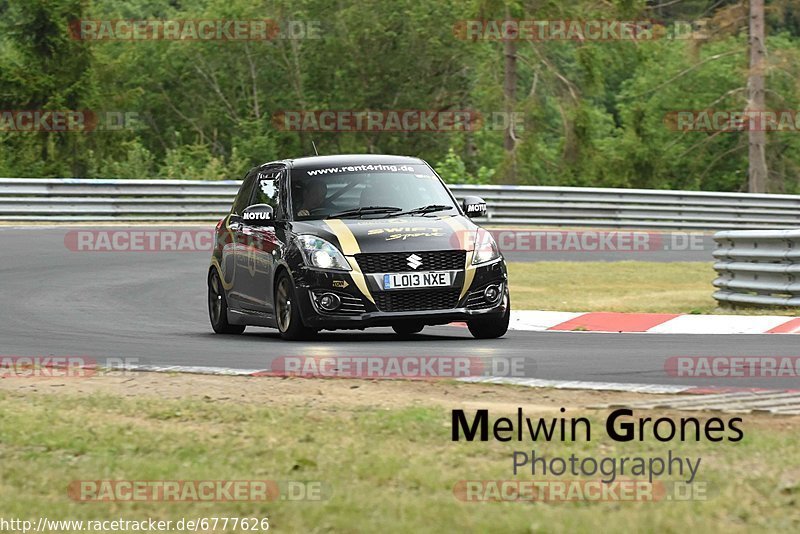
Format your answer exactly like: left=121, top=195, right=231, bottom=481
left=1, top=0, right=799, bottom=191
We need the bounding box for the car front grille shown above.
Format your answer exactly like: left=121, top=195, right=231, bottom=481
left=373, top=288, right=461, bottom=313
left=355, top=250, right=466, bottom=273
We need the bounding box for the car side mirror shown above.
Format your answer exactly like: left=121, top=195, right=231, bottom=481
left=462, top=196, right=487, bottom=218
left=242, top=204, right=275, bottom=226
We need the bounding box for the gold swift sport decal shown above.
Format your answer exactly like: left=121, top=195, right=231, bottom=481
left=325, top=219, right=360, bottom=255
left=367, top=226, right=445, bottom=241
left=442, top=217, right=476, bottom=301
left=324, top=219, right=375, bottom=304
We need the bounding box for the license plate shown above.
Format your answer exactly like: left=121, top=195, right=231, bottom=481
left=383, top=271, right=451, bottom=290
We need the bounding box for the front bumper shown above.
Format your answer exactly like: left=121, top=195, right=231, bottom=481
left=292, top=259, right=508, bottom=330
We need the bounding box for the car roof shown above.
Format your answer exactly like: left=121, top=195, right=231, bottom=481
left=260, top=154, right=426, bottom=171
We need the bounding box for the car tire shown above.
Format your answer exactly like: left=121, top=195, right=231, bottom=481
left=467, top=292, right=510, bottom=339
left=392, top=323, right=424, bottom=336
left=275, top=272, right=316, bottom=341
left=208, top=270, right=246, bottom=335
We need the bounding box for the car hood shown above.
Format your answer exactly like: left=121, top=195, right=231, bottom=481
left=291, top=215, right=479, bottom=255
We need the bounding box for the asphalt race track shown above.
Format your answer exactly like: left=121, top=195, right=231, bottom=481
left=1, top=226, right=796, bottom=390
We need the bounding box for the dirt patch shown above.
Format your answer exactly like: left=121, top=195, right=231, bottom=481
left=1, top=371, right=797, bottom=429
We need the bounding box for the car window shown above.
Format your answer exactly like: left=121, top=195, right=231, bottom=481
left=290, top=164, right=457, bottom=220
left=251, top=169, right=281, bottom=209
left=250, top=168, right=286, bottom=219
left=232, top=171, right=257, bottom=215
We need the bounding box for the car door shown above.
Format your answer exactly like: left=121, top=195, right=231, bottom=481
left=233, top=165, right=286, bottom=314
left=225, top=169, right=259, bottom=309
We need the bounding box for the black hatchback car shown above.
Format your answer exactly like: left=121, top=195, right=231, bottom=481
left=208, top=154, right=510, bottom=340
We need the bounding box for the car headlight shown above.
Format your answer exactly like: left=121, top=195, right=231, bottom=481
left=296, top=235, right=351, bottom=271
left=471, top=229, right=500, bottom=265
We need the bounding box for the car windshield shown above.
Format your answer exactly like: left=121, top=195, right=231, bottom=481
left=290, top=163, right=458, bottom=220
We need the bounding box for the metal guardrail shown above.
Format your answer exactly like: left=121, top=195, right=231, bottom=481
left=0, top=178, right=240, bottom=222
left=2, top=177, right=800, bottom=229
left=457, top=184, right=800, bottom=229
left=713, top=230, right=800, bottom=307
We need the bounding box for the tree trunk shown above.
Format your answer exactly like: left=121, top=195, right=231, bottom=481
left=503, top=6, right=518, bottom=184
left=747, top=0, right=768, bottom=193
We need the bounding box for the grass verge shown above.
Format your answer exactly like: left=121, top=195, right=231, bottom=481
left=0, top=374, right=799, bottom=532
